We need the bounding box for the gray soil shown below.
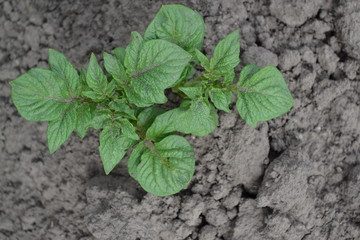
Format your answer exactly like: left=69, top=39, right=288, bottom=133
left=0, top=0, right=359, bottom=239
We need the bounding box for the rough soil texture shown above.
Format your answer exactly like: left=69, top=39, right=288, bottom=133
left=1, top=0, right=359, bottom=239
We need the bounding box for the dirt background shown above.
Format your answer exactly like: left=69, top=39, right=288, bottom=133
left=1, top=0, right=360, bottom=239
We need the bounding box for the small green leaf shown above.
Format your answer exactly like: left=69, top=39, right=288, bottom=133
left=111, top=47, right=126, bottom=64
left=209, top=88, right=233, bottom=113
left=124, top=32, right=144, bottom=74
left=179, top=86, right=203, bottom=99
left=10, top=68, right=70, bottom=121
left=104, top=80, right=116, bottom=97
left=103, top=52, right=127, bottom=84
left=47, top=103, right=78, bottom=153
left=118, top=118, right=139, bottom=140
left=194, top=49, right=210, bottom=69
left=210, top=30, right=240, bottom=73
left=137, top=107, right=166, bottom=130
left=236, top=65, right=294, bottom=127
left=147, top=99, right=218, bottom=138
left=223, top=70, right=235, bottom=85
left=175, top=99, right=218, bottom=136
left=124, top=37, right=191, bottom=106
left=144, top=5, right=205, bottom=52
left=48, top=49, right=80, bottom=96
left=81, top=91, right=104, bottom=102
left=86, top=53, right=108, bottom=94
left=99, top=125, right=135, bottom=174
left=75, top=103, right=95, bottom=138
left=78, top=67, right=91, bottom=92
left=130, top=135, right=195, bottom=196
left=89, top=109, right=112, bottom=130
left=109, top=99, right=136, bottom=120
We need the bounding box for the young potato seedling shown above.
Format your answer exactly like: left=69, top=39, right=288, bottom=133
left=10, top=5, right=294, bottom=196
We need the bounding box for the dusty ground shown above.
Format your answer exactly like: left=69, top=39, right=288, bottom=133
left=0, top=0, right=359, bottom=239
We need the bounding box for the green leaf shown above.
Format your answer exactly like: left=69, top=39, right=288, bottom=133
left=145, top=107, right=183, bottom=139
left=209, top=88, right=233, bottom=113
left=75, top=103, right=95, bottom=138
left=236, top=65, right=294, bottom=127
left=127, top=142, right=146, bottom=178
left=147, top=99, right=218, bottom=138
left=137, top=107, right=166, bottom=130
left=223, top=70, right=235, bottom=85
left=48, top=49, right=80, bottom=97
left=103, top=52, right=127, bottom=84
left=175, top=99, right=218, bottom=136
left=99, top=125, right=135, bottom=174
left=130, top=135, right=195, bottom=196
left=47, top=103, right=77, bottom=153
left=86, top=53, right=108, bottom=94
left=104, top=80, right=116, bottom=97
left=10, top=68, right=70, bottom=121
left=109, top=99, right=136, bottom=120
left=81, top=91, right=104, bottom=102
left=111, top=47, right=126, bottom=63
left=194, top=49, right=210, bottom=69
left=124, top=37, right=191, bottom=106
left=179, top=86, right=203, bottom=99
left=118, top=118, right=139, bottom=140
left=210, top=30, right=240, bottom=73
left=124, top=32, right=144, bottom=74
left=237, top=64, right=261, bottom=87
left=78, top=67, right=91, bottom=92
left=89, top=109, right=112, bottom=130
left=144, top=4, right=205, bottom=52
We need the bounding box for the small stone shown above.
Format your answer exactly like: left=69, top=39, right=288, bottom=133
left=338, top=12, right=360, bottom=59
left=279, top=50, right=301, bottom=71
left=0, top=68, right=20, bottom=81
left=199, top=225, right=217, bottom=240
left=301, top=48, right=317, bottom=64
left=43, top=23, right=55, bottom=35
left=3, top=1, right=12, bottom=15
left=242, top=46, right=278, bottom=68
left=24, top=26, right=41, bottom=50
left=343, top=60, right=359, bottom=80
left=30, top=14, right=44, bottom=25
left=299, top=70, right=316, bottom=93
left=205, top=208, right=229, bottom=226
left=270, top=0, right=325, bottom=27
left=318, top=45, right=339, bottom=74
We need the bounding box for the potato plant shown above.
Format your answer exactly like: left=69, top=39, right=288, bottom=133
left=10, top=5, right=294, bottom=196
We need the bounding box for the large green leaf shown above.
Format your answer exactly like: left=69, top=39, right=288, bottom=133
left=48, top=49, right=80, bottom=97
left=99, top=125, right=135, bottom=174
left=86, top=53, right=108, bottom=94
left=124, top=35, right=191, bottom=106
left=129, top=135, right=195, bottom=196
left=144, top=4, right=205, bottom=52
left=10, top=68, right=71, bottom=121
left=210, top=30, right=240, bottom=73
left=147, top=99, right=218, bottom=138
left=47, top=103, right=78, bottom=153
left=236, top=65, right=294, bottom=127
left=209, top=88, right=233, bottom=113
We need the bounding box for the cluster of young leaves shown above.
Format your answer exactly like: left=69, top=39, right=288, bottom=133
left=10, top=4, right=294, bottom=196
